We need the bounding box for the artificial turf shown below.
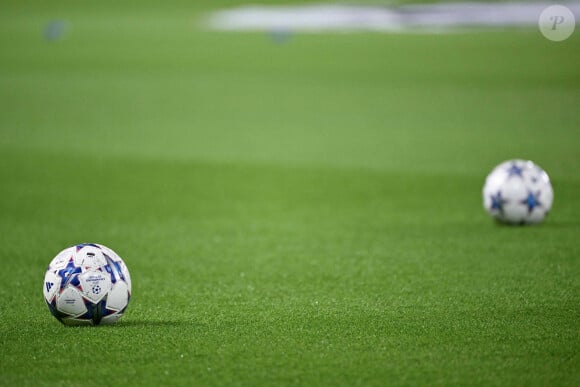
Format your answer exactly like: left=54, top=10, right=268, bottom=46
left=0, top=1, right=579, bottom=386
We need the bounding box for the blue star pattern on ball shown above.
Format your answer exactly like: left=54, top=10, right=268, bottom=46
left=58, top=258, right=81, bottom=289
left=521, top=190, right=542, bottom=214
left=506, top=163, right=524, bottom=178
left=490, top=191, right=506, bottom=213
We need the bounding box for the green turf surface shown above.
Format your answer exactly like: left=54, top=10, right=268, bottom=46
left=1, top=1, right=579, bottom=386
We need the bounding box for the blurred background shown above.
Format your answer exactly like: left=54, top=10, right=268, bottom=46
left=1, top=0, right=578, bottom=176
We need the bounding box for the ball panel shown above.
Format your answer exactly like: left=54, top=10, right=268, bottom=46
left=49, top=247, right=74, bottom=270
left=120, top=263, right=132, bottom=293
left=98, top=244, right=122, bottom=262
left=106, top=281, right=129, bottom=311
left=56, top=287, right=88, bottom=317
left=73, top=245, right=105, bottom=267
left=43, top=271, right=62, bottom=303
left=79, top=270, right=112, bottom=303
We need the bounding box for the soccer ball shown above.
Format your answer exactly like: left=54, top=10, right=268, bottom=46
left=43, top=243, right=132, bottom=326
left=482, top=159, right=553, bottom=224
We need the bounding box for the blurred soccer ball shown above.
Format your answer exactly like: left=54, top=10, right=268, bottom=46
left=483, top=160, right=553, bottom=225
left=43, top=243, right=131, bottom=326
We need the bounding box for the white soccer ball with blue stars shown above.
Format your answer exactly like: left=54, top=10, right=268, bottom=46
left=43, top=243, right=131, bottom=326
left=483, top=160, right=553, bottom=225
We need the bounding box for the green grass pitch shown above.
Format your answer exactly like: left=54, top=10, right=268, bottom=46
left=0, top=1, right=579, bottom=385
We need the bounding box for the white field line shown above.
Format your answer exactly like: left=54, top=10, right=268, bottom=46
left=205, top=2, right=580, bottom=32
